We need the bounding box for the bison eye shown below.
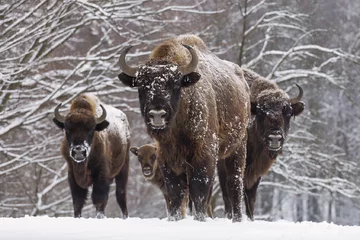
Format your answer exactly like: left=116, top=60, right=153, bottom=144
left=89, top=130, right=95, bottom=138
left=150, top=154, right=156, bottom=164
left=256, top=105, right=266, bottom=115
left=283, top=106, right=293, bottom=117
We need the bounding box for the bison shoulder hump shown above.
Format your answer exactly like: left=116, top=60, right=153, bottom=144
left=70, top=93, right=99, bottom=114
left=177, top=34, right=208, bottom=51
left=150, top=35, right=208, bottom=66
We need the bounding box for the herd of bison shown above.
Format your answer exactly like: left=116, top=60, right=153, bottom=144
left=52, top=34, right=305, bottom=222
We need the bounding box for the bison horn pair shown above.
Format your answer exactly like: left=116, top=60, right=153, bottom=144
left=289, top=84, right=303, bottom=104
left=118, top=44, right=199, bottom=77
left=54, top=103, right=107, bottom=124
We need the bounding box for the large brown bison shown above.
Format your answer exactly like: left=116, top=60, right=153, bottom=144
left=219, top=69, right=305, bottom=220
left=118, top=35, right=250, bottom=222
left=53, top=94, right=130, bottom=218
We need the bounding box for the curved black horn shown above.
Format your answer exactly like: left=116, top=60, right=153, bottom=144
left=290, top=84, right=303, bottom=104
left=180, top=44, right=199, bottom=75
left=95, top=104, right=107, bottom=124
left=119, top=46, right=138, bottom=77
left=54, top=103, right=65, bottom=123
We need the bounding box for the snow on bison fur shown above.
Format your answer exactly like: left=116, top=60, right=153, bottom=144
left=219, top=69, right=305, bottom=220
left=118, top=35, right=250, bottom=222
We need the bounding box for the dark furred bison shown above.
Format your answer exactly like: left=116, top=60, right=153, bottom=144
left=53, top=94, right=130, bottom=218
left=130, top=144, right=188, bottom=218
left=220, top=68, right=305, bottom=220
left=118, top=35, right=250, bottom=222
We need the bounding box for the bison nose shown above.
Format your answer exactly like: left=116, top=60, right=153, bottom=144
left=70, top=144, right=89, bottom=163
left=142, top=166, right=153, bottom=177
left=268, top=134, right=282, bottom=141
left=149, top=109, right=166, bottom=119
left=74, top=145, right=83, bottom=152
left=267, top=134, right=283, bottom=150
left=148, top=109, right=167, bottom=127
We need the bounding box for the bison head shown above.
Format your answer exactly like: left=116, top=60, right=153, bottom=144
left=130, top=145, right=158, bottom=180
left=53, top=104, right=109, bottom=163
left=251, top=84, right=305, bottom=153
left=117, top=45, right=201, bottom=137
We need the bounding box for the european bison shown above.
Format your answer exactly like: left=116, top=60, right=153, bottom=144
left=118, top=35, right=250, bottom=222
left=220, top=69, right=305, bottom=220
left=130, top=144, right=188, bottom=218
left=53, top=94, right=130, bottom=218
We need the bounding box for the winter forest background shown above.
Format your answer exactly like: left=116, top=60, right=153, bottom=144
left=0, top=0, right=359, bottom=225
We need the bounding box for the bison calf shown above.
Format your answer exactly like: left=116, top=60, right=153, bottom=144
left=130, top=144, right=213, bottom=218
left=53, top=94, right=130, bottom=218
left=130, top=144, right=188, bottom=218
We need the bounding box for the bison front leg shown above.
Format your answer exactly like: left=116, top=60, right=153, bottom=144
left=161, top=167, right=187, bottom=221
left=188, top=181, right=214, bottom=218
left=207, top=184, right=214, bottom=218
left=92, top=179, right=111, bottom=219
left=245, top=177, right=261, bottom=221
left=68, top=171, right=88, bottom=218
left=224, top=149, right=246, bottom=222
left=189, top=160, right=215, bottom=222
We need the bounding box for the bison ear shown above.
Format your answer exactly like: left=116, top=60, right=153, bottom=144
left=292, top=101, right=305, bottom=117
left=95, top=120, right=109, bottom=131
left=181, top=72, right=201, bottom=88
left=130, top=147, right=138, bottom=156
left=118, top=72, right=137, bottom=87
left=250, top=102, right=257, bottom=115
left=53, top=118, right=65, bottom=129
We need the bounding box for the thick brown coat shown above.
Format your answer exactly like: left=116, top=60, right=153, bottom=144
left=118, top=35, right=250, bottom=222
left=243, top=69, right=304, bottom=220
left=53, top=94, right=130, bottom=218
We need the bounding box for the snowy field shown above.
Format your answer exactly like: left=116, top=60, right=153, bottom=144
left=1, top=216, right=360, bottom=240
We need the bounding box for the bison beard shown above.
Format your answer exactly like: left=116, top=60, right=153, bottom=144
left=118, top=35, right=250, bottom=222
left=53, top=94, right=130, bottom=219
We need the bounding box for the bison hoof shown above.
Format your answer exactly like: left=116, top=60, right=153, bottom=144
left=96, top=212, right=105, bottom=219
left=122, top=212, right=128, bottom=219
left=232, top=214, right=243, bottom=223
left=226, top=212, right=233, bottom=220
left=168, top=213, right=183, bottom=221
left=194, top=212, right=206, bottom=222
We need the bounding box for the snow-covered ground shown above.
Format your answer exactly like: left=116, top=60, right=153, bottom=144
left=1, top=216, right=360, bottom=240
